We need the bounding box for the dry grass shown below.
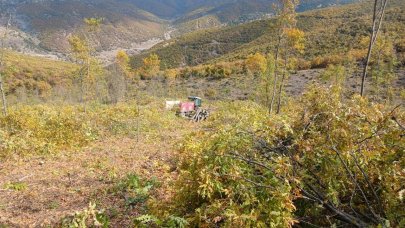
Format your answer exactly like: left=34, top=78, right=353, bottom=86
left=0, top=116, right=195, bottom=227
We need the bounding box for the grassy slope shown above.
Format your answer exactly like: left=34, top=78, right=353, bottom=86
left=131, top=20, right=270, bottom=68
left=130, top=0, right=405, bottom=69
left=17, top=0, right=168, bottom=52
left=2, top=51, right=77, bottom=98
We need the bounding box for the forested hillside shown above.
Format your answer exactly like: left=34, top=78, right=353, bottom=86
left=1, top=51, right=77, bottom=102
left=0, top=0, right=356, bottom=57
left=131, top=0, right=405, bottom=69
left=15, top=0, right=167, bottom=52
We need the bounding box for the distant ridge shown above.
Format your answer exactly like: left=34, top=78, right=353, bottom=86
left=0, top=0, right=356, bottom=58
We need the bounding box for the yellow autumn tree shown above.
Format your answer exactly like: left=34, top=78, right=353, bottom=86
left=68, top=17, right=104, bottom=104
left=276, top=27, right=305, bottom=114
left=116, top=50, right=131, bottom=78
left=68, top=35, right=92, bottom=103
left=269, top=0, right=300, bottom=114
left=140, top=54, right=161, bottom=80
left=245, top=53, right=267, bottom=76
left=107, top=50, right=132, bottom=103
left=284, top=28, right=305, bottom=54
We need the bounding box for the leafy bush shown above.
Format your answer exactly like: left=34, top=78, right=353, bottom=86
left=0, top=105, right=96, bottom=158
left=296, top=58, right=311, bottom=70
left=3, top=182, right=28, bottom=191
left=108, top=173, right=189, bottom=228
left=115, top=173, right=158, bottom=208
left=310, top=54, right=345, bottom=68
left=171, top=101, right=296, bottom=227
left=204, top=63, right=232, bottom=79
left=135, top=214, right=188, bottom=228
left=89, top=103, right=139, bottom=136
left=177, top=63, right=235, bottom=79
left=139, top=54, right=161, bottom=80
left=245, top=53, right=267, bottom=76
left=169, top=87, right=404, bottom=227
left=0, top=100, right=176, bottom=159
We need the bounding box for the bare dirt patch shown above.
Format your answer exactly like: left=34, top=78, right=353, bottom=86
left=0, top=121, right=190, bottom=227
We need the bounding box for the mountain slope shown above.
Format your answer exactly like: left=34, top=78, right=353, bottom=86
left=131, top=0, right=356, bottom=21
left=0, top=0, right=357, bottom=58
left=130, top=0, right=405, bottom=69
left=14, top=0, right=167, bottom=52
left=1, top=50, right=77, bottom=101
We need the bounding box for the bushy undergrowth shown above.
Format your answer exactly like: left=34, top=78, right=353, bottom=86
left=167, top=101, right=295, bottom=227
left=0, top=98, right=179, bottom=160
left=165, top=87, right=404, bottom=227
left=131, top=0, right=405, bottom=70
left=0, top=105, right=96, bottom=158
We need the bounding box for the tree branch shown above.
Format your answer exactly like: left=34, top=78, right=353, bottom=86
left=331, top=146, right=381, bottom=224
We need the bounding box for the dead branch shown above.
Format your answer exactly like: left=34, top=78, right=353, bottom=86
left=331, top=146, right=381, bottom=224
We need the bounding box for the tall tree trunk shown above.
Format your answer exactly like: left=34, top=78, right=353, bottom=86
left=270, top=34, right=282, bottom=114
left=360, top=0, right=388, bottom=97
left=375, top=51, right=382, bottom=100
left=87, top=56, right=91, bottom=100
left=265, top=75, right=269, bottom=108
left=0, top=77, right=7, bottom=116
left=276, top=53, right=288, bottom=114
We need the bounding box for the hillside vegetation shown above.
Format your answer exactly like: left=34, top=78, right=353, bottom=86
left=16, top=0, right=167, bottom=52
left=2, top=51, right=77, bottom=102
left=131, top=0, right=405, bottom=69
left=0, top=0, right=357, bottom=56
left=1, top=88, right=403, bottom=227
left=0, top=0, right=404, bottom=227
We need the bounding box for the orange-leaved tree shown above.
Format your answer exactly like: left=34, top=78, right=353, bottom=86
left=139, top=54, right=161, bottom=80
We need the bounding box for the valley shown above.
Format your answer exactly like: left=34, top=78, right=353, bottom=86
left=0, top=0, right=357, bottom=62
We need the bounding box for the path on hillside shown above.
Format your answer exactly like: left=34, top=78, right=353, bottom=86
left=0, top=120, right=194, bottom=227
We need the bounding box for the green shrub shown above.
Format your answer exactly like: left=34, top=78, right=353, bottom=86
left=171, top=101, right=296, bottom=227
left=169, top=87, right=404, bottom=227
left=60, top=202, right=109, bottom=228
left=3, top=182, right=28, bottom=191
left=204, top=63, right=232, bottom=79
left=310, top=54, right=345, bottom=68
left=115, top=173, right=158, bottom=208
left=0, top=105, right=96, bottom=158
left=0, top=100, right=176, bottom=159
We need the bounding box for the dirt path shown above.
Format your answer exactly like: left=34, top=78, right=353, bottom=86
left=0, top=131, right=185, bottom=227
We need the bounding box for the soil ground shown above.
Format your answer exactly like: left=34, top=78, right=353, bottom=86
left=143, top=68, right=405, bottom=102
left=0, top=118, right=195, bottom=227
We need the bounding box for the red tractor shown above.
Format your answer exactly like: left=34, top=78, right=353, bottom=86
left=178, top=96, right=210, bottom=122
